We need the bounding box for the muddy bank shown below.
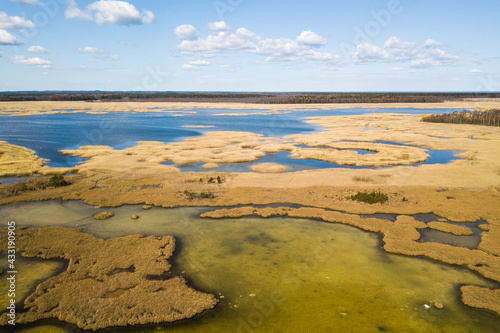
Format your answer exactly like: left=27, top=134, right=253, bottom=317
left=0, top=226, right=217, bottom=331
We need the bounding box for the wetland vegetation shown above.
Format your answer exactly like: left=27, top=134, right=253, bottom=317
left=0, top=101, right=499, bottom=331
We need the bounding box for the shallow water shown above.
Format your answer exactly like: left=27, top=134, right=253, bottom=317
left=0, top=201, right=498, bottom=333
left=0, top=177, right=31, bottom=185
left=0, top=256, right=65, bottom=312
left=165, top=146, right=460, bottom=173
left=163, top=150, right=370, bottom=172
left=374, top=141, right=460, bottom=166
left=417, top=217, right=485, bottom=249
left=418, top=229, right=481, bottom=249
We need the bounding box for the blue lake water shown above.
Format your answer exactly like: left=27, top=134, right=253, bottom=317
left=0, top=108, right=462, bottom=171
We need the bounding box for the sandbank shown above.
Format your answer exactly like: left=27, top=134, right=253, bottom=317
left=249, top=162, right=289, bottom=173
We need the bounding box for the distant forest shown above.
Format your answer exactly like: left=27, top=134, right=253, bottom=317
left=0, top=92, right=499, bottom=104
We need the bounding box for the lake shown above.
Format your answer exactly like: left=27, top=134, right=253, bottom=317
left=0, top=108, right=461, bottom=172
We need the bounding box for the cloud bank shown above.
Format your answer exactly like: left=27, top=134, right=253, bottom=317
left=176, top=21, right=344, bottom=68
left=175, top=22, right=459, bottom=71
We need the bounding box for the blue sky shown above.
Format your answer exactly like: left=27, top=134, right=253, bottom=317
left=0, top=0, right=499, bottom=92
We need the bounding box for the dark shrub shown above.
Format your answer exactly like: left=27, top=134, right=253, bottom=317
left=49, top=174, right=68, bottom=187
left=350, top=191, right=388, bottom=204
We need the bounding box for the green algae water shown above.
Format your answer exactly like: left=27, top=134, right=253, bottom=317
left=0, top=201, right=499, bottom=333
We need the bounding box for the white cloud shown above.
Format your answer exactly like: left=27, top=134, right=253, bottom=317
left=424, top=39, right=441, bottom=48
left=469, top=69, right=483, bottom=74
left=430, top=49, right=458, bottom=61
left=177, top=22, right=343, bottom=66
left=352, top=41, right=390, bottom=63
left=177, top=29, right=254, bottom=54
left=390, top=67, right=403, bottom=71
left=235, top=27, right=255, bottom=39
left=175, top=24, right=198, bottom=41
left=306, top=50, right=341, bottom=62
left=296, top=30, right=326, bottom=46
left=177, top=27, right=459, bottom=71
left=182, top=64, right=195, bottom=70
left=410, top=49, right=459, bottom=68
left=65, top=0, right=155, bottom=25
left=11, top=55, right=51, bottom=67
left=27, top=45, right=49, bottom=54
left=190, top=59, right=210, bottom=66
left=409, top=58, right=442, bottom=69
left=88, top=0, right=155, bottom=25
left=0, top=11, right=35, bottom=30
left=65, top=0, right=92, bottom=20
left=77, top=46, right=105, bottom=54
left=106, top=55, right=120, bottom=61
left=384, top=36, right=416, bottom=49
left=208, top=21, right=230, bottom=32
left=183, top=59, right=211, bottom=70
left=0, top=29, right=22, bottom=45
left=251, top=38, right=305, bottom=62
left=383, top=37, right=418, bottom=61
left=351, top=37, right=459, bottom=68
left=141, top=10, right=155, bottom=24
left=10, top=0, right=41, bottom=6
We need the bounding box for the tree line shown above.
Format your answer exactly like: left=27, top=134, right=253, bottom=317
left=0, top=92, right=499, bottom=103
left=422, top=110, right=500, bottom=126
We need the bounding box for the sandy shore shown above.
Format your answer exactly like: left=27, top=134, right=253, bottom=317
left=1, top=102, right=499, bottom=320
